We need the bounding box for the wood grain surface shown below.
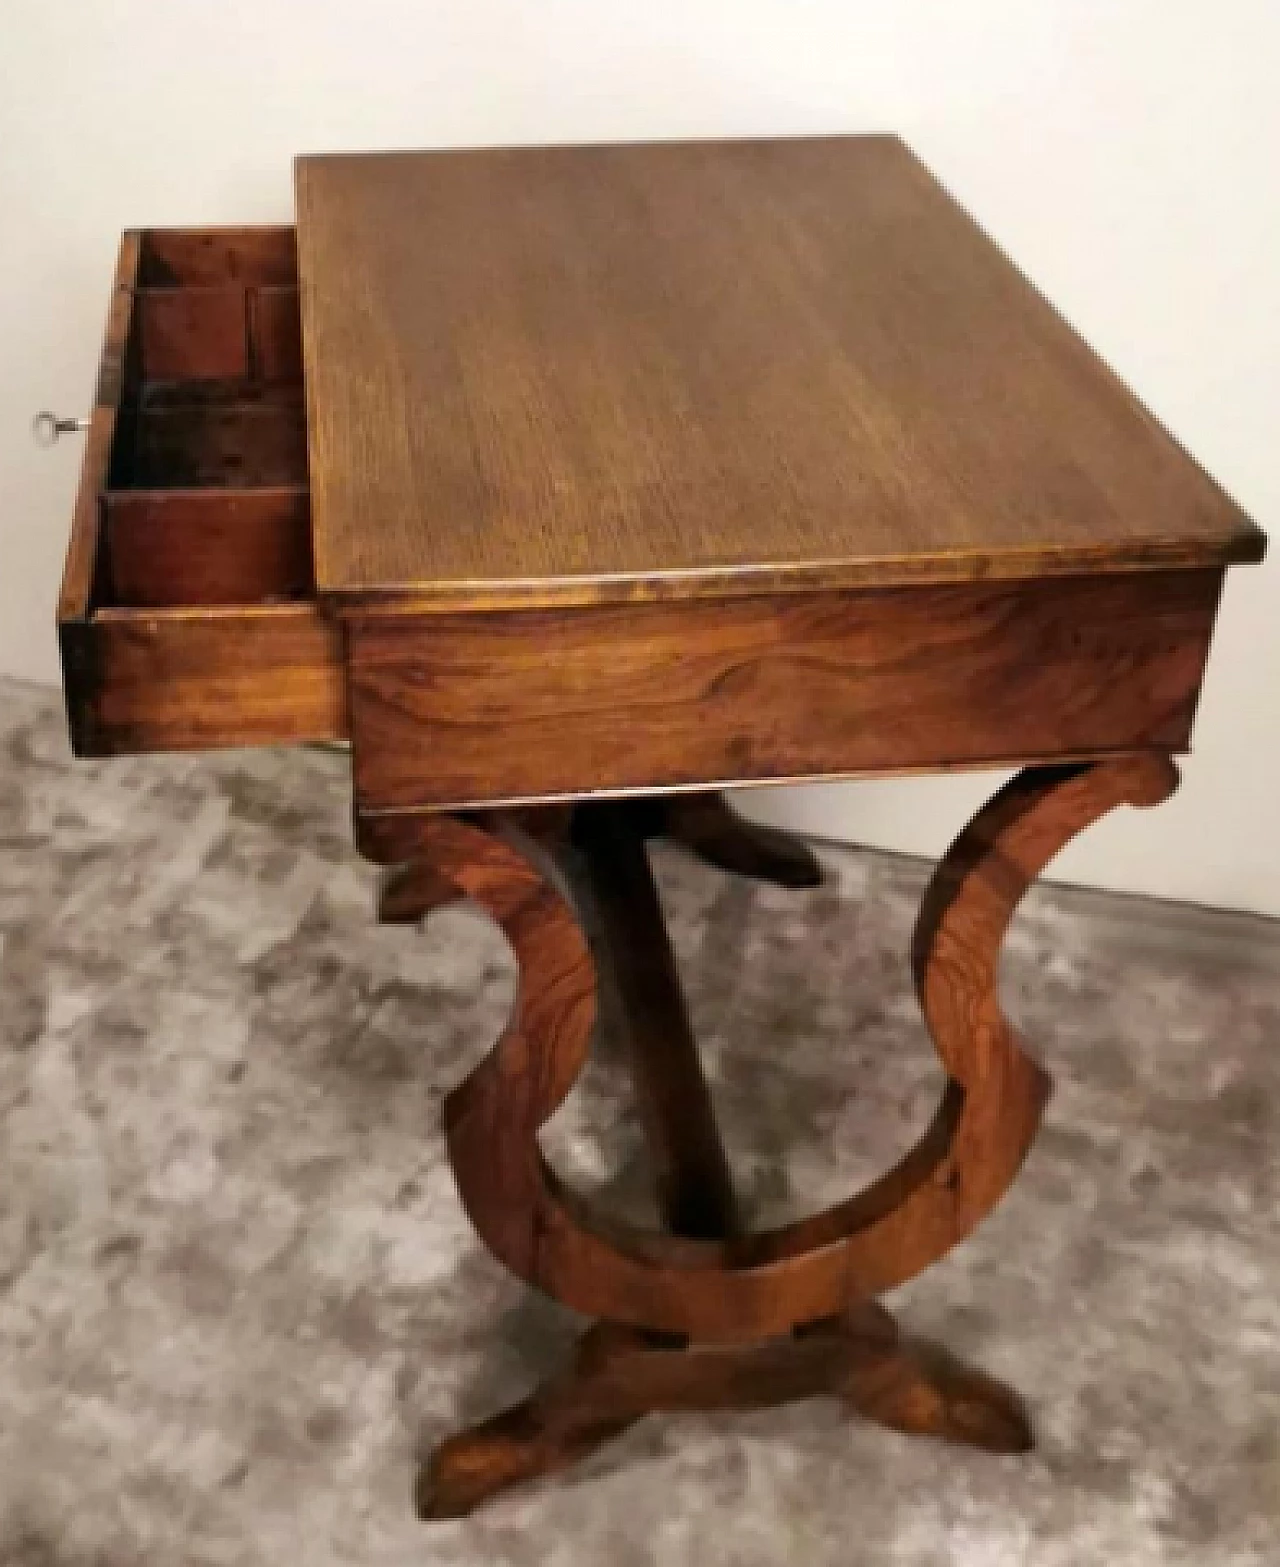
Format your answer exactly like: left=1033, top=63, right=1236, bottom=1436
left=296, top=137, right=1262, bottom=613
left=347, top=568, right=1221, bottom=810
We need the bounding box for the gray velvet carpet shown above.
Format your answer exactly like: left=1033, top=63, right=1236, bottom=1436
left=2, top=677, right=1278, bottom=1566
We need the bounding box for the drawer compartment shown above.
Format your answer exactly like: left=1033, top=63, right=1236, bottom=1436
left=58, top=227, right=345, bottom=756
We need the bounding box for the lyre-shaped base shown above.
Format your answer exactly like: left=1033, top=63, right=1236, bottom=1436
left=358, top=757, right=1179, bottom=1517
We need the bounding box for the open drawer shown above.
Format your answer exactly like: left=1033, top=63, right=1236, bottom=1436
left=57, top=227, right=346, bottom=756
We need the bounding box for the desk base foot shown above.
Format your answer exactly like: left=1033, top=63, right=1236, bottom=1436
left=416, top=1301, right=1030, bottom=1518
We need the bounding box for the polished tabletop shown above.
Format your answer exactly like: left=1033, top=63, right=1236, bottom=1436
left=295, top=136, right=1260, bottom=614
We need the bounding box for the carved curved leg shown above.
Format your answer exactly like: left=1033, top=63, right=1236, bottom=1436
left=357, top=755, right=1178, bottom=1517
left=380, top=806, right=575, bottom=923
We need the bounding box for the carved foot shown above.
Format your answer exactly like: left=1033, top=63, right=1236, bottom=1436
left=831, top=1302, right=1032, bottom=1454
left=417, top=1325, right=645, bottom=1519
left=417, top=1303, right=1029, bottom=1517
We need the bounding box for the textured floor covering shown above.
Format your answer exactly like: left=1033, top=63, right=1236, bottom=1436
left=2, top=677, right=1279, bottom=1566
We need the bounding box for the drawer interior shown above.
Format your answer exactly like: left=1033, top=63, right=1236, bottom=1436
left=59, top=227, right=345, bottom=756
left=102, top=225, right=311, bottom=609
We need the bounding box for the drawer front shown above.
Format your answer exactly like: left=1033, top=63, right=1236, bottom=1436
left=57, top=227, right=346, bottom=756
left=347, top=569, right=1223, bottom=811
left=61, top=606, right=343, bottom=756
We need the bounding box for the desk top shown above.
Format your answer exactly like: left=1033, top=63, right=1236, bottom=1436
left=295, top=136, right=1261, bottom=614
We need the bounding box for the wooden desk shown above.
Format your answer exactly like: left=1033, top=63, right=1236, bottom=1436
left=59, top=137, right=1265, bottom=1517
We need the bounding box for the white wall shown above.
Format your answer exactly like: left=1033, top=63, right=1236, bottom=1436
left=2, top=2, right=1276, bottom=912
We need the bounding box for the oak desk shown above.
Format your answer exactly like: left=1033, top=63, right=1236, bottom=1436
left=58, top=137, right=1265, bottom=1517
